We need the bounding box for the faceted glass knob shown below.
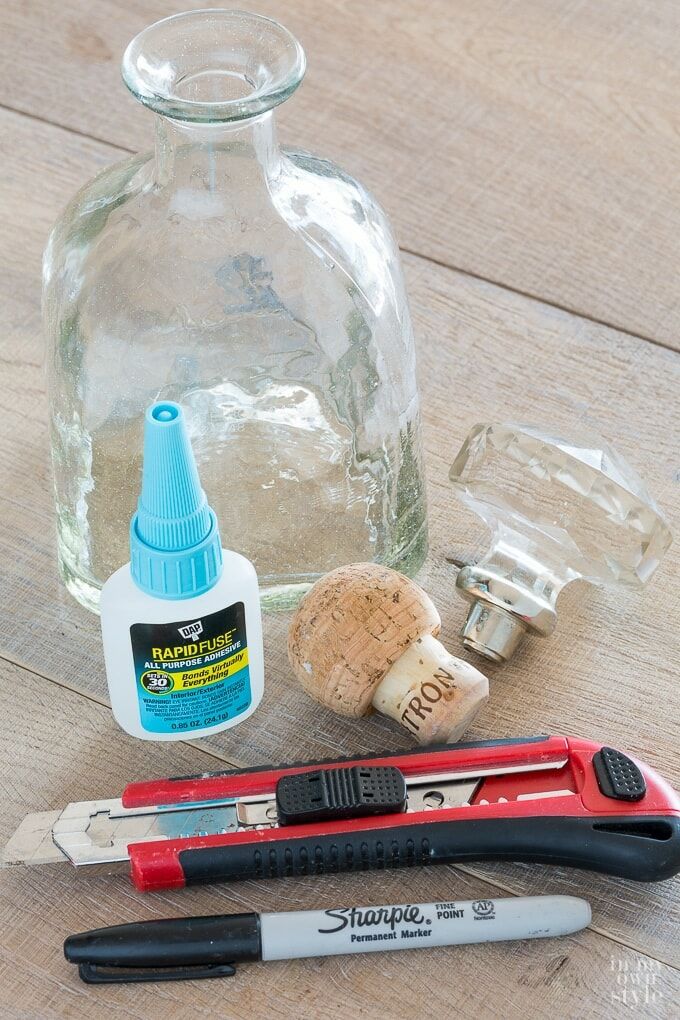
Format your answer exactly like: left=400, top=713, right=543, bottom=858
left=449, top=422, right=673, bottom=662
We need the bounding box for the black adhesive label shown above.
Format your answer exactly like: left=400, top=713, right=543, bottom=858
left=130, top=602, right=251, bottom=734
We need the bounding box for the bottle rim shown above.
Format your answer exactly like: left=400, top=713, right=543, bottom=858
left=122, top=9, right=306, bottom=124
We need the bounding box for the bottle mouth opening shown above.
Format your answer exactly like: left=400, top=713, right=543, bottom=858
left=149, top=401, right=181, bottom=423
left=122, top=9, right=305, bottom=124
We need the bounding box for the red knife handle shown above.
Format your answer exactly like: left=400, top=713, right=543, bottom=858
left=126, top=737, right=680, bottom=890
left=122, top=735, right=566, bottom=807
left=129, top=810, right=680, bottom=891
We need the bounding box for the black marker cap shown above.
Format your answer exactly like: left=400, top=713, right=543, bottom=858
left=64, top=912, right=261, bottom=983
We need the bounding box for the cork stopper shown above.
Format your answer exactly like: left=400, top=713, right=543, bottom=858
left=288, top=563, right=441, bottom=718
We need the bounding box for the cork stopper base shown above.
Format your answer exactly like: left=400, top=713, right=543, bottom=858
left=372, top=634, right=489, bottom=744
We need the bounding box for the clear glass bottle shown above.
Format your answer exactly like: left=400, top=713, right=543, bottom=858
left=43, top=9, right=428, bottom=613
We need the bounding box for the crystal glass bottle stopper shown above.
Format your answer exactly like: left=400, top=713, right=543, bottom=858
left=448, top=422, right=673, bottom=663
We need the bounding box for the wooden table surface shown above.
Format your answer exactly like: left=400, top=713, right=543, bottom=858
left=1, top=2, right=679, bottom=1017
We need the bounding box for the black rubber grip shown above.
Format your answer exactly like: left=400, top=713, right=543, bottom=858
left=276, top=766, right=406, bottom=825
left=178, top=814, right=680, bottom=885
left=594, top=747, right=646, bottom=801
left=169, top=735, right=550, bottom=782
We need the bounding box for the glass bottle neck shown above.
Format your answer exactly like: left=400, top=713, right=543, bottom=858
left=153, top=111, right=282, bottom=192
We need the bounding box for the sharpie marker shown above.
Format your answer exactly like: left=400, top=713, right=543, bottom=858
left=64, top=895, right=591, bottom=983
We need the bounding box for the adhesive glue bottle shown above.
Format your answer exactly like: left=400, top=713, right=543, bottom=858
left=100, top=401, right=264, bottom=740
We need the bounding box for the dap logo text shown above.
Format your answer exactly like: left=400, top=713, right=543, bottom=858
left=178, top=620, right=204, bottom=640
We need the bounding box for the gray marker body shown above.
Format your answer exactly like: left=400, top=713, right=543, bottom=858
left=260, top=895, right=590, bottom=961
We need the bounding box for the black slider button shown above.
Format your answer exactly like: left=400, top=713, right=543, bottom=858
left=275, top=766, right=407, bottom=825
left=594, top=747, right=646, bottom=802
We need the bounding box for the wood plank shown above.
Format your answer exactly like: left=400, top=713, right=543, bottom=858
left=2, top=659, right=678, bottom=1020
left=0, top=107, right=678, bottom=967
left=4, top=1, right=680, bottom=346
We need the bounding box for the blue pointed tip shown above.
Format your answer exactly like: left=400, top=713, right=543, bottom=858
left=137, top=402, right=210, bottom=551
left=129, top=401, right=223, bottom=599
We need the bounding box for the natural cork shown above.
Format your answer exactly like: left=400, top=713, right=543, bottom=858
left=288, top=563, right=489, bottom=744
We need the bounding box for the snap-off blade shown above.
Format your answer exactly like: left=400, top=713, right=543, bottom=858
left=3, top=810, right=67, bottom=866
left=3, top=799, right=239, bottom=868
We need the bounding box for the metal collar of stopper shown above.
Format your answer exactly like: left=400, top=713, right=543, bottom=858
left=456, top=565, right=557, bottom=663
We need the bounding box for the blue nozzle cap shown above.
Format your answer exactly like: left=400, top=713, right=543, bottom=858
left=130, top=402, right=223, bottom=599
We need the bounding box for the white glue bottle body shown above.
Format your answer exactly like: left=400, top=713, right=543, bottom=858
left=100, top=402, right=264, bottom=741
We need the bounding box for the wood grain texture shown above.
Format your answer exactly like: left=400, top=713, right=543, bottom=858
left=2, top=660, right=678, bottom=1020
left=4, top=0, right=680, bottom=346
left=1, top=2, right=680, bottom=1016
left=0, top=106, right=679, bottom=977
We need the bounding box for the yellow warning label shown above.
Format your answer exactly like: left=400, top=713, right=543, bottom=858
left=174, top=649, right=249, bottom=690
